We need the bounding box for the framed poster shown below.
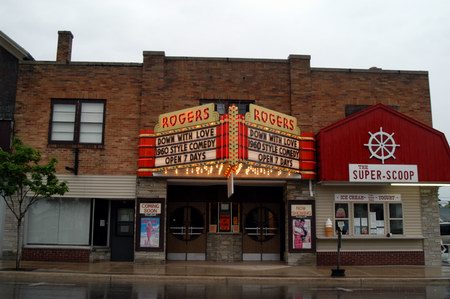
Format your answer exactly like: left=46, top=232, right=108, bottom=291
left=136, top=199, right=165, bottom=251
left=140, top=217, right=160, bottom=248
left=288, top=200, right=316, bottom=252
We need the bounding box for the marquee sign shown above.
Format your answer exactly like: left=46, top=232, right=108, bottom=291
left=247, top=127, right=300, bottom=170
left=155, top=103, right=219, bottom=132
left=155, top=126, right=217, bottom=167
left=137, top=103, right=316, bottom=179
left=245, top=104, right=300, bottom=135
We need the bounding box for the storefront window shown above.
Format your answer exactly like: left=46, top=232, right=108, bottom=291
left=334, top=201, right=403, bottom=236
left=389, top=203, right=404, bottom=235
left=370, top=204, right=385, bottom=235
left=353, top=204, right=368, bottom=235
left=334, top=203, right=349, bottom=235
left=26, top=198, right=91, bottom=245
left=209, top=202, right=240, bottom=233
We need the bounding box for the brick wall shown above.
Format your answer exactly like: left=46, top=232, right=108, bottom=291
left=22, top=248, right=90, bottom=262
left=14, top=62, right=142, bottom=175
left=317, top=251, right=424, bottom=266
left=310, top=69, right=431, bottom=132
left=14, top=52, right=432, bottom=176
left=140, top=53, right=292, bottom=130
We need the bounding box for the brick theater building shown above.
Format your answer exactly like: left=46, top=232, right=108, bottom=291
left=1, top=30, right=449, bottom=266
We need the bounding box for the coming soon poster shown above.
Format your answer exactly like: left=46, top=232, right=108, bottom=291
left=140, top=217, right=160, bottom=248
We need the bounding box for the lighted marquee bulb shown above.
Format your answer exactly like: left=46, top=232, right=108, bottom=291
left=175, top=169, right=178, bottom=175
left=236, top=163, right=243, bottom=175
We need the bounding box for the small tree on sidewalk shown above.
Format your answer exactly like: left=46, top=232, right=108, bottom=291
left=0, top=138, right=68, bottom=270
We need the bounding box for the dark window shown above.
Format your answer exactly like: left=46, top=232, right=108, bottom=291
left=49, top=100, right=105, bottom=145
left=389, top=203, right=403, bottom=235
left=440, top=223, right=450, bottom=235
left=345, top=104, right=399, bottom=117
left=0, top=120, right=12, bottom=151
left=345, top=105, right=371, bottom=117
left=200, top=99, right=254, bottom=115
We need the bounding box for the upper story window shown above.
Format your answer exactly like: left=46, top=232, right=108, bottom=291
left=200, top=99, right=254, bottom=115
left=345, top=104, right=399, bottom=117
left=49, top=100, right=105, bottom=145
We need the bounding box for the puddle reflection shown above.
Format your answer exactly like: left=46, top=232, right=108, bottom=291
left=0, top=281, right=448, bottom=299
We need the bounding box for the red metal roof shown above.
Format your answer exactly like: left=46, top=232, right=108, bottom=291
left=316, top=104, right=450, bottom=182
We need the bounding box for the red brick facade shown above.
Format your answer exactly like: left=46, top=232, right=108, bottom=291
left=14, top=53, right=431, bottom=176
left=22, top=248, right=90, bottom=263
left=317, top=251, right=425, bottom=266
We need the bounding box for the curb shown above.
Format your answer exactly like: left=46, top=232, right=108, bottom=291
left=1, top=271, right=450, bottom=287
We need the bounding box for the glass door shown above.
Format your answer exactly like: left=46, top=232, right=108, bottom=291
left=167, top=202, right=206, bottom=260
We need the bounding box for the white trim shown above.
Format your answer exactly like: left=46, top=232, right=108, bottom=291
left=57, top=175, right=137, bottom=198
left=391, top=183, right=450, bottom=187
left=167, top=179, right=287, bottom=186
left=316, top=249, right=424, bottom=252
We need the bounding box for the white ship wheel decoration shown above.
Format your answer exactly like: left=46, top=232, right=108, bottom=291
left=364, top=127, right=400, bottom=164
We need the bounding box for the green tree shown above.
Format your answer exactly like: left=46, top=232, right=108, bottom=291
left=0, top=138, right=68, bottom=270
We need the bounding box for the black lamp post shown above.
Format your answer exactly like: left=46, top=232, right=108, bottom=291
left=331, top=224, right=345, bottom=277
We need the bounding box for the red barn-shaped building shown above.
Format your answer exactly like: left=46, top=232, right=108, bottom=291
left=315, top=104, right=450, bottom=265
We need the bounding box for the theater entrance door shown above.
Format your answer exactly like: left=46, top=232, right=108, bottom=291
left=242, top=202, right=282, bottom=261
left=166, top=202, right=207, bottom=261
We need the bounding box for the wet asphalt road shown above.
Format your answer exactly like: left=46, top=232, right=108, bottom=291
left=1, top=279, right=450, bottom=299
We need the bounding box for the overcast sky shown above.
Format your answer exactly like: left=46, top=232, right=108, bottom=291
left=2, top=0, right=450, bottom=199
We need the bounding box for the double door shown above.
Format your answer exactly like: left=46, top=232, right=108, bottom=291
left=242, top=202, right=282, bottom=261
left=166, top=185, right=283, bottom=261
left=166, top=202, right=207, bottom=260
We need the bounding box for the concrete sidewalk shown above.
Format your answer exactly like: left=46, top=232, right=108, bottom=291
left=1, top=260, right=450, bottom=286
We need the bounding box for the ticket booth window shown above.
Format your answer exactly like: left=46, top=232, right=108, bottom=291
left=209, top=202, right=240, bottom=233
